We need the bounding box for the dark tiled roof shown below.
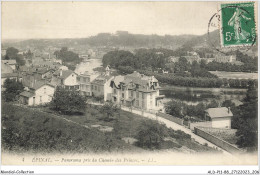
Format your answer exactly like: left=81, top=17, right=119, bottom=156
left=2, top=60, right=17, bottom=65
left=1, top=63, right=13, bottom=74
left=20, top=91, right=35, bottom=98
left=31, top=81, right=55, bottom=90
left=53, top=69, right=76, bottom=80
left=1, top=73, right=18, bottom=78
left=92, top=75, right=113, bottom=85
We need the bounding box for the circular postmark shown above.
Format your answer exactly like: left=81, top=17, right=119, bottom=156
left=207, top=3, right=257, bottom=54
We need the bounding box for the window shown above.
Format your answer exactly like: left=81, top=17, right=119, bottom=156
left=95, top=86, right=97, bottom=90
left=114, top=89, right=117, bottom=94
left=131, top=91, right=133, bottom=97
left=142, top=93, right=145, bottom=99
left=136, top=92, right=139, bottom=98
left=122, top=93, right=124, bottom=98
left=83, top=77, right=87, bottom=83
left=44, top=88, right=46, bottom=94
left=98, top=86, right=100, bottom=91
left=136, top=100, right=139, bottom=106
left=91, top=85, right=93, bottom=90
left=142, top=101, right=145, bottom=108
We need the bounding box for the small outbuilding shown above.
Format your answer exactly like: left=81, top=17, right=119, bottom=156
left=204, top=107, right=233, bottom=129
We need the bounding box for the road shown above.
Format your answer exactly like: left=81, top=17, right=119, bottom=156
left=121, top=106, right=232, bottom=156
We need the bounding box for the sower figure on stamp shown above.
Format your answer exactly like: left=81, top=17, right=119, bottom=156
left=228, top=7, right=251, bottom=43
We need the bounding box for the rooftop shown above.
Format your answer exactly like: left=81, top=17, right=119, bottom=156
left=92, top=74, right=113, bottom=85
left=20, top=91, right=35, bottom=98
left=205, top=107, right=233, bottom=119
left=2, top=72, right=18, bottom=78
left=2, top=60, right=17, bottom=65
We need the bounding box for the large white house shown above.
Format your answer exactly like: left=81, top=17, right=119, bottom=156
left=20, top=82, right=55, bottom=106
left=110, top=71, right=164, bottom=111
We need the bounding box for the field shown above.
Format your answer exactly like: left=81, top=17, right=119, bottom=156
left=1, top=102, right=219, bottom=153
left=209, top=71, right=258, bottom=80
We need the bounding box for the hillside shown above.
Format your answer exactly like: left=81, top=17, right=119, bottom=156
left=1, top=102, right=219, bottom=153
left=2, top=31, right=197, bottom=50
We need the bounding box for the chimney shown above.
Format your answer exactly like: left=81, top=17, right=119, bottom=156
left=228, top=107, right=230, bottom=113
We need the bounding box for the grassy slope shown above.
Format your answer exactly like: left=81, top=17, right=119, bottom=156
left=2, top=103, right=219, bottom=153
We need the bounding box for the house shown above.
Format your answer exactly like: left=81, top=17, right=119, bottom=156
left=204, top=107, right=233, bottom=128
left=19, top=82, right=55, bottom=106
left=2, top=60, right=17, bottom=70
left=2, top=62, right=13, bottom=74
left=50, top=69, right=79, bottom=90
left=110, top=71, right=164, bottom=111
left=77, top=71, right=100, bottom=96
left=91, top=71, right=114, bottom=101
left=21, top=67, right=54, bottom=88
left=168, top=56, right=179, bottom=63
left=214, top=55, right=236, bottom=63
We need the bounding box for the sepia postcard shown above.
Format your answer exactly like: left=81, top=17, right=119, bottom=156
left=1, top=1, right=259, bottom=174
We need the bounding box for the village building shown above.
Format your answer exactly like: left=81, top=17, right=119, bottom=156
left=110, top=71, right=164, bottom=111
left=2, top=60, right=17, bottom=70
left=2, top=62, right=13, bottom=74
left=50, top=69, right=79, bottom=90
left=21, top=67, right=54, bottom=88
left=204, top=107, right=233, bottom=129
left=19, top=82, right=55, bottom=106
left=214, top=55, right=236, bottom=63
left=91, top=67, right=114, bottom=101
left=77, top=71, right=100, bottom=96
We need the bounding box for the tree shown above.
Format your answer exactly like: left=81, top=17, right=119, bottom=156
left=50, top=87, right=86, bottom=115
left=135, top=120, right=168, bottom=149
left=99, top=102, right=120, bottom=121
left=165, top=100, right=185, bottom=118
left=4, top=47, right=25, bottom=66
left=235, top=86, right=258, bottom=151
left=3, top=78, right=24, bottom=102
left=54, top=47, right=81, bottom=64
left=207, top=100, right=219, bottom=108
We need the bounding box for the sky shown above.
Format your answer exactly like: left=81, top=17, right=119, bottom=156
left=2, top=1, right=219, bottom=40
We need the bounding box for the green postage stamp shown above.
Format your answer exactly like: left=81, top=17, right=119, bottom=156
left=220, top=2, right=256, bottom=47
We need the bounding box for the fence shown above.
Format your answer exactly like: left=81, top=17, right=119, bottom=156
left=194, top=127, right=243, bottom=154
left=189, top=121, right=212, bottom=131
left=156, top=112, right=184, bottom=125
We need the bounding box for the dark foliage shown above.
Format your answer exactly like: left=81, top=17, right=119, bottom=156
left=4, top=47, right=25, bottom=66
left=50, top=87, right=86, bottom=115
left=1, top=103, right=125, bottom=153
left=54, top=47, right=81, bottom=64
left=135, top=120, right=169, bottom=149
left=3, top=79, right=24, bottom=102
left=235, top=86, right=258, bottom=151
